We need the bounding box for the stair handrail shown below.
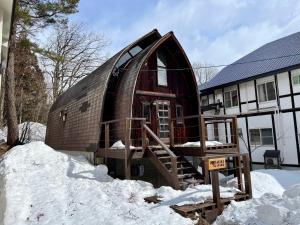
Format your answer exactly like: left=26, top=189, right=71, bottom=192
left=143, top=124, right=176, bottom=158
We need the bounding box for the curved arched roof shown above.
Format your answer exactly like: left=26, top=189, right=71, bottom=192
left=45, top=30, right=199, bottom=152
left=115, top=32, right=200, bottom=121
left=46, top=29, right=161, bottom=151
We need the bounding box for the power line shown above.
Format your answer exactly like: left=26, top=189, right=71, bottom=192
left=118, top=52, right=300, bottom=71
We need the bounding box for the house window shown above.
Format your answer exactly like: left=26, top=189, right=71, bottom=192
left=142, top=102, right=151, bottom=123
left=250, top=128, right=274, bottom=146
left=224, top=90, right=238, bottom=108
left=201, top=97, right=209, bottom=106
left=157, top=50, right=167, bottom=86
left=176, top=105, right=183, bottom=124
left=257, top=81, right=276, bottom=102
left=292, top=74, right=300, bottom=86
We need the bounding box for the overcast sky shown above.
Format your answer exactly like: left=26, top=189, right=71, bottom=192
left=70, top=0, right=300, bottom=66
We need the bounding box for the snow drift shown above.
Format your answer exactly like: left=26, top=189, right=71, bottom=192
left=0, top=142, right=193, bottom=225
left=215, top=169, right=300, bottom=225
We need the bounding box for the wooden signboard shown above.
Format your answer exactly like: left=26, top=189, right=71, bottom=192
left=208, top=157, right=226, bottom=170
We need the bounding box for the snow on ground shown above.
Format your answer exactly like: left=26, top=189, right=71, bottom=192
left=215, top=169, right=300, bottom=225
left=1, top=122, right=46, bottom=143
left=156, top=185, right=239, bottom=206
left=0, top=142, right=196, bottom=225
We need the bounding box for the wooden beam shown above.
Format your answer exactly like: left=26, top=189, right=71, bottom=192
left=124, top=118, right=131, bottom=179
left=170, top=120, right=175, bottom=147
left=136, top=90, right=176, bottom=98
left=104, top=123, right=109, bottom=164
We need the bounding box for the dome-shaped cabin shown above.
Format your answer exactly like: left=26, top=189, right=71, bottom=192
left=46, top=30, right=241, bottom=189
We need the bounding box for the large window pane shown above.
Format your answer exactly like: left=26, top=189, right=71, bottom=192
left=261, top=128, right=274, bottom=145
left=258, top=84, right=267, bottom=102
left=158, top=68, right=167, bottom=86
left=224, top=92, right=231, bottom=107
left=231, top=90, right=238, bottom=106
left=266, top=82, right=276, bottom=101
left=293, top=75, right=300, bottom=85
left=157, top=51, right=167, bottom=67
left=250, top=129, right=261, bottom=145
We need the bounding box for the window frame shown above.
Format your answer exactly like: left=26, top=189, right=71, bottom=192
left=249, top=128, right=274, bottom=146
left=142, top=102, right=151, bottom=124
left=176, top=104, right=184, bottom=125
left=224, top=89, right=239, bottom=108
left=156, top=51, right=168, bottom=87
left=257, top=81, right=276, bottom=103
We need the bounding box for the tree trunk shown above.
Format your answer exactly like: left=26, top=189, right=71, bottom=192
left=5, top=22, right=19, bottom=146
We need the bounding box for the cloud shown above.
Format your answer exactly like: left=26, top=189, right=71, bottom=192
left=73, top=0, right=300, bottom=66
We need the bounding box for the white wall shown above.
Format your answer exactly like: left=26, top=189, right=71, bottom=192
left=201, top=68, right=300, bottom=166
left=277, top=113, right=299, bottom=165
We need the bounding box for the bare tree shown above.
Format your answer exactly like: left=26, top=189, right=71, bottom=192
left=193, top=62, right=218, bottom=85
left=40, top=22, right=107, bottom=101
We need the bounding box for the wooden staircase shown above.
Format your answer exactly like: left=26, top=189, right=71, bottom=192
left=143, top=124, right=204, bottom=190
left=147, top=147, right=204, bottom=189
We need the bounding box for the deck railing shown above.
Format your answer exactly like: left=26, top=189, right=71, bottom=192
left=99, top=114, right=240, bottom=159
left=170, top=114, right=240, bottom=154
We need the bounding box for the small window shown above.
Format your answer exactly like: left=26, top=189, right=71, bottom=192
left=142, top=102, right=151, bottom=123
left=292, top=74, right=300, bottom=86
left=201, top=97, right=209, bottom=106
left=176, top=105, right=183, bottom=124
left=129, top=46, right=142, bottom=56
left=224, top=89, right=238, bottom=108
left=157, top=50, right=168, bottom=86
left=257, top=81, right=276, bottom=102
left=250, top=128, right=274, bottom=146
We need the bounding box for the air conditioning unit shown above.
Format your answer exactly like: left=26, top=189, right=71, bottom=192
left=263, top=150, right=281, bottom=169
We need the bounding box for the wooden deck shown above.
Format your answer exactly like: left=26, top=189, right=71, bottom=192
left=97, top=143, right=239, bottom=160
left=145, top=192, right=250, bottom=223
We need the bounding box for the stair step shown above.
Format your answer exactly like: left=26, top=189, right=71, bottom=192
left=154, top=150, right=168, bottom=155
left=164, top=161, right=186, bottom=165
left=168, top=167, right=193, bottom=173
left=158, top=156, right=172, bottom=160
left=177, top=173, right=196, bottom=179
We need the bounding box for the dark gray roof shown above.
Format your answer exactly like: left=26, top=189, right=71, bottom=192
left=200, top=31, right=300, bottom=91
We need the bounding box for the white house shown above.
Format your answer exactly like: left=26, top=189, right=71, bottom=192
left=200, top=32, right=300, bottom=167
left=0, top=0, right=14, bottom=88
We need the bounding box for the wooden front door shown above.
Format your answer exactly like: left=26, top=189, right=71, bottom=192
left=155, top=100, right=170, bottom=143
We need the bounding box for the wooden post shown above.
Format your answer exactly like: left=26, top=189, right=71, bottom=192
left=233, top=116, right=244, bottom=192
left=243, top=154, right=252, bottom=198
left=104, top=123, right=110, bottom=164
left=171, top=157, right=179, bottom=189
left=211, top=170, right=221, bottom=211
left=141, top=120, right=147, bottom=152
left=199, top=115, right=206, bottom=155
left=124, top=118, right=131, bottom=179
left=170, top=120, right=174, bottom=147
left=203, top=159, right=210, bottom=184
left=235, top=155, right=245, bottom=192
